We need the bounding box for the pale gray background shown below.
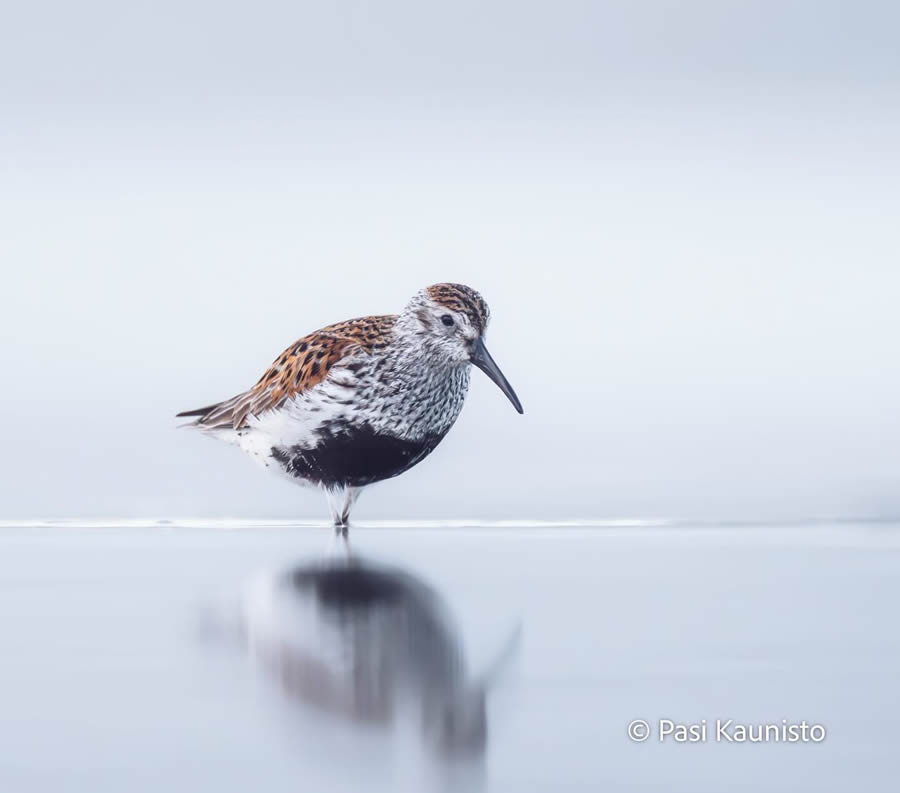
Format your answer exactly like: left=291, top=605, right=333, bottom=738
left=2, top=0, right=899, bottom=521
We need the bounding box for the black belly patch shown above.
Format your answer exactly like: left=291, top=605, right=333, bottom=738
left=270, top=423, right=445, bottom=488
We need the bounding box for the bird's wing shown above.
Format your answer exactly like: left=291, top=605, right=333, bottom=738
left=178, top=315, right=397, bottom=430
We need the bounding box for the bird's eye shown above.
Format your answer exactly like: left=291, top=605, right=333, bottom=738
left=441, top=314, right=454, bottom=327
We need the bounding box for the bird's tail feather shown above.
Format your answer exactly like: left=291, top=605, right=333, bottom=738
left=175, top=403, right=221, bottom=419
left=176, top=394, right=248, bottom=431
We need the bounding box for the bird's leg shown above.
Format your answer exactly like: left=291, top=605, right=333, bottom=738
left=340, top=487, right=361, bottom=529
left=324, top=488, right=344, bottom=532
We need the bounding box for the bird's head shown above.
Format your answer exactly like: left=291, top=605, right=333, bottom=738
left=401, top=283, right=523, bottom=414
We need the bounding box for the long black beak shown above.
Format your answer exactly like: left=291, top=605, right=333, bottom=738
left=470, top=337, right=524, bottom=414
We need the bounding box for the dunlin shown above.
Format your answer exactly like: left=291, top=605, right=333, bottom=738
left=177, top=283, right=523, bottom=530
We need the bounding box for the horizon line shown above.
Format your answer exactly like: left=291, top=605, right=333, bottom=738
left=2, top=516, right=900, bottom=531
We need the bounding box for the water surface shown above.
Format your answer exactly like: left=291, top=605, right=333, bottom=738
left=1, top=521, right=898, bottom=792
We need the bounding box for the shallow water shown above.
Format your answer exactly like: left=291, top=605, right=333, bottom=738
left=1, top=521, right=898, bottom=792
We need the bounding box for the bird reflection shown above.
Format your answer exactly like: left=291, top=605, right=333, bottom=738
left=240, top=556, right=517, bottom=767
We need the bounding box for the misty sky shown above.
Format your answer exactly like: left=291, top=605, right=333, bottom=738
left=2, top=1, right=899, bottom=520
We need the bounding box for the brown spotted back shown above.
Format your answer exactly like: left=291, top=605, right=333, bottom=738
left=191, top=315, right=396, bottom=429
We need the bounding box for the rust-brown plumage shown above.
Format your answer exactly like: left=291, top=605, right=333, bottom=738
left=179, top=315, right=396, bottom=430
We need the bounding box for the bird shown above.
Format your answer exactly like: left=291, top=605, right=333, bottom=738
left=177, top=283, right=523, bottom=532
